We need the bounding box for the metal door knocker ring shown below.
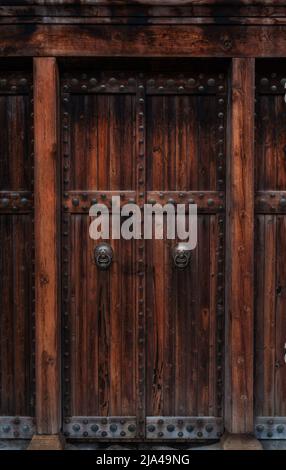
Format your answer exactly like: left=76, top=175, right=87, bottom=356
left=172, top=243, right=191, bottom=269
left=94, top=243, right=113, bottom=270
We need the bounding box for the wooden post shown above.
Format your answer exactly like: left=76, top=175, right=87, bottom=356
left=224, top=58, right=260, bottom=448
left=29, top=58, right=63, bottom=449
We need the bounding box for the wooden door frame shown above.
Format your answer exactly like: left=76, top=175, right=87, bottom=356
left=29, top=55, right=255, bottom=444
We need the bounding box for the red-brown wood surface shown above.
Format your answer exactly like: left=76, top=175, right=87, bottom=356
left=34, top=58, right=61, bottom=434
left=2, top=25, right=286, bottom=58
left=255, top=71, right=286, bottom=418
left=225, top=58, right=255, bottom=434
left=0, top=73, right=34, bottom=418
left=61, top=66, right=226, bottom=437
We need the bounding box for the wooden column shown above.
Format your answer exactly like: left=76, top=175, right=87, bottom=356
left=31, top=58, right=61, bottom=445
left=225, top=58, right=255, bottom=436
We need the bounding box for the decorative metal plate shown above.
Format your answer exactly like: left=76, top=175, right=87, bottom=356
left=63, top=417, right=137, bottom=439
left=146, top=417, right=223, bottom=440
left=255, top=417, right=286, bottom=439
left=0, top=417, right=35, bottom=439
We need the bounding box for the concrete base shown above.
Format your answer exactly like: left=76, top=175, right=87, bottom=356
left=27, top=434, right=65, bottom=450
left=220, top=433, right=263, bottom=450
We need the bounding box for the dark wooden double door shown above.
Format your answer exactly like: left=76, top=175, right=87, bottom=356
left=61, top=63, right=226, bottom=440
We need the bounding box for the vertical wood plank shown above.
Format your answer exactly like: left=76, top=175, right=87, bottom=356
left=34, top=58, right=60, bottom=434
left=225, top=58, right=255, bottom=434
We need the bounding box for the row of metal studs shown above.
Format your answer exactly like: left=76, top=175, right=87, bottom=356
left=258, top=74, right=286, bottom=92
left=62, top=92, right=71, bottom=417
left=136, top=76, right=146, bottom=438
left=216, top=79, right=226, bottom=416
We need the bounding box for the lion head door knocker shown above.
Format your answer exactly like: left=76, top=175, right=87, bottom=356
left=172, top=243, right=191, bottom=269
left=94, top=243, right=114, bottom=271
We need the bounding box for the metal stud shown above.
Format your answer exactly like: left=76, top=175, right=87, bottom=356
left=186, top=425, right=194, bottom=433
left=167, top=424, right=175, bottom=432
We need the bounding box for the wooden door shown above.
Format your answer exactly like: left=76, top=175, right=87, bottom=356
left=0, top=70, right=35, bottom=439
left=255, top=64, right=286, bottom=439
left=61, top=62, right=226, bottom=440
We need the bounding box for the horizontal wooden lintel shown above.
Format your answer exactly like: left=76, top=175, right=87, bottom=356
left=1, top=25, right=286, bottom=57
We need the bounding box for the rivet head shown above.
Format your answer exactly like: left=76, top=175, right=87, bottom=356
left=148, top=425, right=155, bottom=433
left=128, top=424, right=136, bottom=433
left=22, top=424, right=30, bottom=433
left=83, top=431, right=88, bottom=437
left=256, top=425, right=264, bottom=433
left=158, top=431, right=164, bottom=437
left=2, top=425, right=11, bottom=433
left=110, top=424, right=117, bottom=433
left=101, top=418, right=108, bottom=425
left=208, top=78, right=216, bottom=87
left=270, top=85, right=277, bottom=92
left=83, top=419, right=88, bottom=425
left=1, top=198, right=9, bottom=207
left=178, top=431, right=184, bottom=437
left=167, top=424, right=175, bottom=432
left=206, top=425, right=213, bottom=433
left=120, top=431, right=126, bottom=436
left=277, top=425, right=284, bottom=433
left=72, top=198, right=79, bottom=206
left=20, top=78, right=28, bottom=86
left=260, top=77, right=269, bottom=86
left=280, top=197, right=286, bottom=207
left=188, top=78, right=196, bottom=86
left=197, top=431, right=203, bottom=438
left=72, top=424, right=80, bottom=432
left=267, top=431, right=273, bottom=438
left=186, top=425, right=194, bottom=433
left=207, top=199, right=214, bottom=206
left=91, top=424, right=99, bottom=433
left=158, top=419, right=164, bottom=425
left=101, top=431, right=107, bottom=437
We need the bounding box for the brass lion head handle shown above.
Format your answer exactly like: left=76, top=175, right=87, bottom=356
left=94, top=243, right=114, bottom=271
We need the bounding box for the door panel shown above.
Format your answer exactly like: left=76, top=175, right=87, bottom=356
left=0, top=72, right=35, bottom=439
left=61, top=65, right=226, bottom=440
left=255, top=69, right=286, bottom=439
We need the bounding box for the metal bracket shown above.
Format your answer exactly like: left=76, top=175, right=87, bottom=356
left=0, top=417, right=35, bottom=439
left=146, top=416, right=223, bottom=440
left=255, top=417, right=286, bottom=439
left=63, top=416, right=137, bottom=439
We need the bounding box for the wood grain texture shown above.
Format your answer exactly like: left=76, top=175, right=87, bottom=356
left=225, top=58, right=255, bottom=433
left=0, top=73, right=34, bottom=419
left=254, top=78, right=286, bottom=419
left=34, top=58, right=61, bottom=434
left=2, top=25, right=286, bottom=57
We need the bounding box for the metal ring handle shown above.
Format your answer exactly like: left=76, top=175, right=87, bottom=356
left=94, top=243, right=113, bottom=270
left=172, top=243, right=191, bottom=269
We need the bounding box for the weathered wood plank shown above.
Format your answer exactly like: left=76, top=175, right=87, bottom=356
left=225, top=58, right=255, bottom=434
left=2, top=25, right=286, bottom=57
left=34, top=57, right=60, bottom=434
